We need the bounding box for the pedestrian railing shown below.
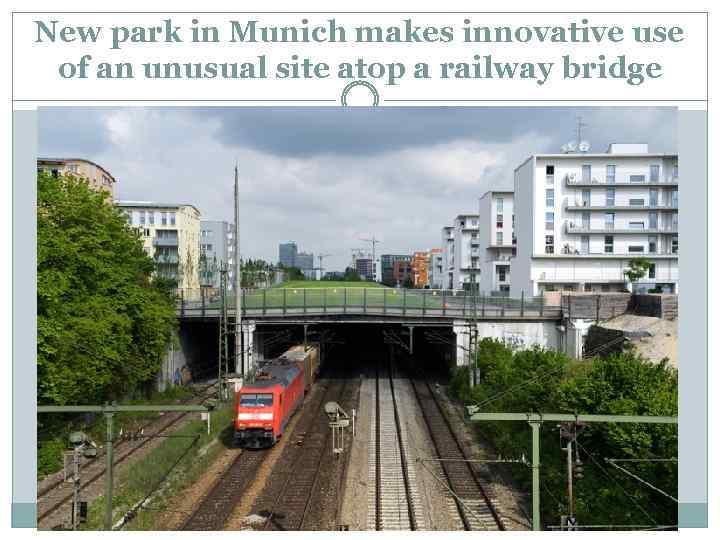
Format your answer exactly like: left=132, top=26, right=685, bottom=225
left=175, top=287, right=562, bottom=319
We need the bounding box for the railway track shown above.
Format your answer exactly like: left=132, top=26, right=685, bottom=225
left=181, top=448, right=269, bottom=530
left=367, top=361, right=424, bottom=531
left=259, top=376, right=348, bottom=531
left=37, top=381, right=218, bottom=529
left=409, top=376, right=505, bottom=531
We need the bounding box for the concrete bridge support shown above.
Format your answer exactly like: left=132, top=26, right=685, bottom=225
left=452, top=319, right=564, bottom=368
left=238, top=321, right=258, bottom=379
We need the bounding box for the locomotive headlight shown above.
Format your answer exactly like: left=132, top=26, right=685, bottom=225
left=257, top=412, right=274, bottom=420
left=237, top=413, right=253, bottom=420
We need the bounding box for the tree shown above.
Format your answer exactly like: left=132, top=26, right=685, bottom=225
left=624, top=257, right=653, bottom=288
left=37, top=172, right=177, bottom=405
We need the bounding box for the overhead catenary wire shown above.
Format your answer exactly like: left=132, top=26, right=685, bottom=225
left=574, top=439, right=658, bottom=525
left=604, top=460, right=678, bottom=503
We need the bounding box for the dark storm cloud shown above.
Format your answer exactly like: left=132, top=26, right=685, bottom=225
left=196, top=107, right=677, bottom=157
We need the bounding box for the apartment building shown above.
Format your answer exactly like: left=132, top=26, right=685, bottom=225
left=393, top=259, right=413, bottom=285
left=411, top=250, right=431, bottom=288
left=380, top=254, right=411, bottom=286
left=511, top=143, right=679, bottom=296
left=428, top=249, right=444, bottom=289
left=296, top=252, right=315, bottom=279
left=117, top=201, right=201, bottom=289
left=440, top=226, right=455, bottom=289
left=38, top=157, right=117, bottom=199
left=478, top=190, right=516, bottom=296
left=199, top=220, right=235, bottom=290
left=452, top=214, right=481, bottom=291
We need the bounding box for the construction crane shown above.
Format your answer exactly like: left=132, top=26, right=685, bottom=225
left=315, top=253, right=334, bottom=280
left=359, top=236, right=381, bottom=282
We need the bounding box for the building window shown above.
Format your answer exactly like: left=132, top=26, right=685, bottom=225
left=546, top=188, right=554, bottom=207
left=170, top=212, right=176, bottom=226
left=584, top=283, right=593, bottom=292
left=161, top=212, right=167, bottom=226
left=629, top=198, right=645, bottom=206
left=546, top=165, right=554, bottom=185
left=630, top=174, right=646, bottom=183
left=148, top=212, right=155, bottom=225
left=601, top=284, right=610, bottom=292
left=649, top=212, right=658, bottom=229
left=605, top=212, right=615, bottom=230
left=650, top=164, right=660, bottom=182
left=545, top=235, right=554, bottom=254
left=496, top=214, right=504, bottom=228
left=497, top=197, right=504, bottom=213
left=604, top=235, right=614, bottom=253
left=139, top=211, right=146, bottom=225
left=67, top=163, right=79, bottom=174
left=671, top=190, right=678, bottom=208
left=671, top=237, right=678, bottom=254
left=496, top=232, right=503, bottom=245
left=606, top=165, right=616, bottom=184
left=582, top=164, right=591, bottom=182
left=580, top=235, right=589, bottom=255
left=143, top=228, right=150, bottom=237
left=648, top=236, right=658, bottom=253
left=649, top=264, right=656, bottom=279
left=606, top=188, right=615, bottom=206
left=629, top=221, right=645, bottom=229
left=498, top=267, right=507, bottom=282
left=545, top=211, right=554, bottom=231
left=672, top=164, right=679, bottom=180
left=649, top=188, right=658, bottom=207
left=629, top=245, right=645, bottom=253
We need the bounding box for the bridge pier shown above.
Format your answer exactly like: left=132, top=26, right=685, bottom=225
left=238, top=321, right=258, bottom=379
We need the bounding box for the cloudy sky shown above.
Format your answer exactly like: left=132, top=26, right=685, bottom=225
left=38, top=107, right=676, bottom=271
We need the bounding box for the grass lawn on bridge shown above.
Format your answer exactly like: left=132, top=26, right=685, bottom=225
left=273, top=280, right=385, bottom=289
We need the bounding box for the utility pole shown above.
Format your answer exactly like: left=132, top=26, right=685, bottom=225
left=218, top=263, right=230, bottom=401
left=360, top=236, right=381, bottom=281
left=234, top=164, right=243, bottom=380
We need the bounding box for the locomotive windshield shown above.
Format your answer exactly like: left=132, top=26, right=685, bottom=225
left=239, top=393, right=274, bottom=407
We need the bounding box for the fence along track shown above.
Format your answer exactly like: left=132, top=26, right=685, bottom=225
left=37, top=381, right=217, bottom=529
left=367, top=361, right=424, bottom=530
left=260, top=377, right=348, bottom=531
left=409, top=377, right=505, bottom=531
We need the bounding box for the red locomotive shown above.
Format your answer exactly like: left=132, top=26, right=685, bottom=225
left=234, top=345, right=319, bottom=448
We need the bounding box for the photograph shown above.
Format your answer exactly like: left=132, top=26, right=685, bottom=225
left=33, top=106, right=679, bottom=531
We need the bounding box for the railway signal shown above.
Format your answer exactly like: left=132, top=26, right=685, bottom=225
left=324, top=401, right=350, bottom=455
left=64, top=431, right=97, bottom=530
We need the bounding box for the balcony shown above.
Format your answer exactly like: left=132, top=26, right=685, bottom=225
left=564, top=173, right=678, bottom=188
left=564, top=201, right=678, bottom=211
left=153, top=232, right=179, bottom=247
left=564, top=222, right=678, bottom=235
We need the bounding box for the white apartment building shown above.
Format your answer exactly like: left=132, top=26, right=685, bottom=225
left=440, top=226, right=455, bottom=289
left=117, top=201, right=202, bottom=289
left=429, top=249, right=444, bottom=288
left=511, top=143, right=678, bottom=296
left=451, top=214, right=481, bottom=291
left=478, top=190, right=516, bottom=295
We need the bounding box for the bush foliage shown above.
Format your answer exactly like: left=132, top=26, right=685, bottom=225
left=37, top=172, right=176, bottom=406
left=450, top=338, right=677, bottom=528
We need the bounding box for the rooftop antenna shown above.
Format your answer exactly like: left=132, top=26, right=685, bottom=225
left=562, top=116, right=590, bottom=154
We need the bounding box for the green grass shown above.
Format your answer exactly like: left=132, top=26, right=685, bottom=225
left=82, top=402, right=236, bottom=531
left=273, top=280, right=385, bottom=289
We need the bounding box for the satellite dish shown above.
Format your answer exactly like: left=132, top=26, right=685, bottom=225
left=567, top=141, right=578, bottom=152
left=561, top=143, right=569, bottom=153
left=579, top=141, right=591, bottom=153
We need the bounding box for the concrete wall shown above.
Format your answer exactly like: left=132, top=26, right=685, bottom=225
left=453, top=319, right=561, bottom=366
left=561, top=293, right=632, bottom=320
left=632, top=293, right=679, bottom=320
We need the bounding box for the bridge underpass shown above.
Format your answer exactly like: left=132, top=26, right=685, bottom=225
left=160, top=293, right=568, bottom=390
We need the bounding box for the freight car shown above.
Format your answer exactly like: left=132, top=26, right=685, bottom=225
left=234, top=345, right=320, bottom=448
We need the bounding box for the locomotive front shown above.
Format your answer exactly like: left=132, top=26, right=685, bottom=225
left=234, top=388, right=278, bottom=448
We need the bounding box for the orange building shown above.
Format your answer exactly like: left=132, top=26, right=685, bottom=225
left=411, top=251, right=430, bottom=288
left=38, top=157, right=117, bottom=200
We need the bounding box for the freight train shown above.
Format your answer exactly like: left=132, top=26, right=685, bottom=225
left=234, top=345, right=320, bottom=448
